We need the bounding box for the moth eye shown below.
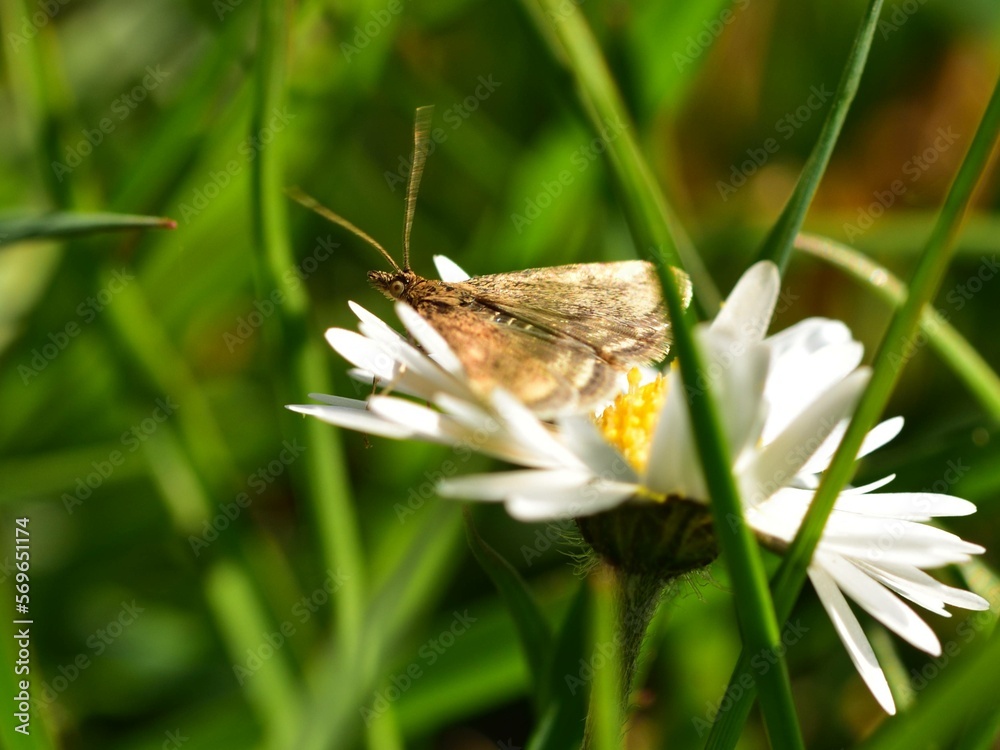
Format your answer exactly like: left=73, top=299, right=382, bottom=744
left=389, top=279, right=406, bottom=296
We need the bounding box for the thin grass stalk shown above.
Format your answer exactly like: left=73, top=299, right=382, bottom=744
left=755, top=0, right=885, bottom=273
left=249, top=0, right=365, bottom=646
left=520, top=0, right=805, bottom=743
left=795, top=233, right=1000, bottom=421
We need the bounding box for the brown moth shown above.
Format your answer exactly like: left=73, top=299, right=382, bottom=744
left=292, top=106, right=691, bottom=417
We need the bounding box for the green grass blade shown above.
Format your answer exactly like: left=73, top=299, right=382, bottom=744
left=144, top=421, right=306, bottom=750
left=1, top=0, right=76, bottom=208
left=464, top=509, right=553, bottom=708
left=708, top=68, right=1000, bottom=750
left=394, top=594, right=542, bottom=737
left=206, top=560, right=302, bottom=750
left=755, top=0, right=884, bottom=273
left=249, top=0, right=365, bottom=646
left=858, top=627, right=1000, bottom=750
left=527, top=581, right=590, bottom=750
left=0, top=442, right=148, bottom=502
left=293, top=503, right=464, bottom=750
left=525, top=0, right=803, bottom=742
left=586, top=567, right=621, bottom=750
left=795, top=233, right=1000, bottom=421
left=0, top=212, right=176, bottom=247
left=106, top=285, right=240, bottom=482
left=0, top=595, right=56, bottom=750
left=654, top=252, right=804, bottom=750
left=955, top=703, right=1000, bottom=750
left=523, top=0, right=721, bottom=315
left=108, top=10, right=256, bottom=213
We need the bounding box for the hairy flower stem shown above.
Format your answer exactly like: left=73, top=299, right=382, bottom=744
left=583, top=565, right=667, bottom=748
left=616, top=568, right=667, bottom=713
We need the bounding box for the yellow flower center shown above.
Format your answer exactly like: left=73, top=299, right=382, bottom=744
left=595, top=368, right=667, bottom=474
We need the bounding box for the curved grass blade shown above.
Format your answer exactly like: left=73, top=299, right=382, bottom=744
left=527, top=581, right=590, bottom=750
left=0, top=211, right=176, bottom=247
left=795, top=232, right=1000, bottom=421
left=464, top=509, right=553, bottom=709
left=755, top=0, right=884, bottom=273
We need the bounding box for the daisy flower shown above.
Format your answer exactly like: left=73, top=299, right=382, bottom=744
left=289, top=258, right=988, bottom=714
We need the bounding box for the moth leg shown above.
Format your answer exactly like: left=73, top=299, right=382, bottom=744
left=376, top=362, right=407, bottom=399
left=360, top=375, right=379, bottom=448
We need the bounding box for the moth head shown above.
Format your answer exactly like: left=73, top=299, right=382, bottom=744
left=368, top=269, right=417, bottom=301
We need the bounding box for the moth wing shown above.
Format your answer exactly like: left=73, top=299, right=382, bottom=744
left=463, top=261, right=689, bottom=366
left=421, top=302, right=619, bottom=417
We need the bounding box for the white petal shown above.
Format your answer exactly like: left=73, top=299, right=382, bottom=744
left=438, top=469, right=593, bottom=500
left=645, top=328, right=770, bottom=499
left=857, top=417, right=905, bottom=459
left=490, top=390, right=586, bottom=471
left=558, top=415, right=639, bottom=485
left=710, top=261, right=780, bottom=345
left=433, top=391, right=493, bottom=426
left=820, top=518, right=985, bottom=567
left=325, top=327, right=447, bottom=396
left=831, top=491, right=977, bottom=520
left=766, top=317, right=854, bottom=360
left=808, top=565, right=897, bottom=714
left=853, top=560, right=990, bottom=613
left=347, top=367, right=377, bottom=383
left=284, top=403, right=416, bottom=439
left=345, top=369, right=440, bottom=402
left=644, top=365, right=704, bottom=499
left=395, top=301, right=465, bottom=375
left=703, top=330, right=772, bottom=462
left=325, top=328, right=397, bottom=381
left=841, top=475, right=897, bottom=495
left=752, top=488, right=981, bottom=566
left=816, top=552, right=941, bottom=655
left=505, top=482, right=637, bottom=520
left=368, top=395, right=553, bottom=468
left=433, top=392, right=570, bottom=469
left=741, top=369, right=870, bottom=507
left=349, top=300, right=394, bottom=328
left=369, top=395, right=453, bottom=438
left=349, top=301, right=407, bottom=345
left=800, top=417, right=904, bottom=476
left=433, top=254, right=471, bottom=282
left=305, top=393, right=368, bottom=408
left=328, top=323, right=474, bottom=402
left=763, top=319, right=864, bottom=444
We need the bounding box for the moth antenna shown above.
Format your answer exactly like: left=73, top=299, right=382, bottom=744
left=286, top=186, right=400, bottom=272
left=402, top=105, right=434, bottom=270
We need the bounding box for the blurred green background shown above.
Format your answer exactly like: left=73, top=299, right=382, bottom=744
left=1, top=0, right=999, bottom=748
